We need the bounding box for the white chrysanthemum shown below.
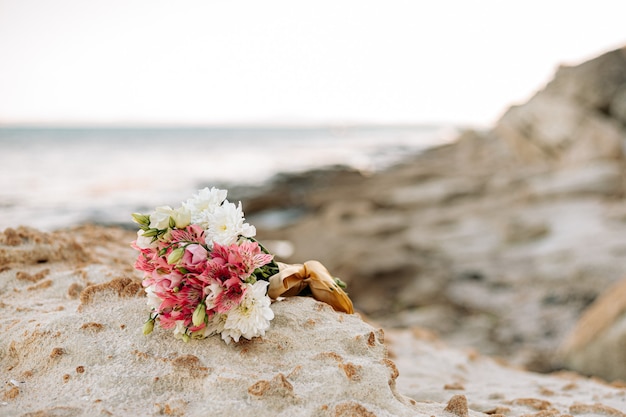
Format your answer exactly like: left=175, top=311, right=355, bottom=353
left=205, top=200, right=256, bottom=246
left=204, top=313, right=227, bottom=336
left=182, top=187, right=228, bottom=227
left=220, top=281, right=274, bottom=344
left=144, top=285, right=162, bottom=310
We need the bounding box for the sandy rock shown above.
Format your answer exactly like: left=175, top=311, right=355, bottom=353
left=0, top=227, right=425, bottom=417
left=524, top=160, right=624, bottom=198
left=389, top=177, right=483, bottom=207
left=559, top=277, right=626, bottom=382
left=611, top=84, right=626, bottom=124
left=2, top=227, right=626, bottom=416
left=250, top=46, right=626, bottom=376
left=494, top=47, right=626, bottom=172
left=0, top=226, right=92, bottom=266
left=0, top=288, right=421, bottom=416
left=543, top=46, right=626, bottom=110
left=389, top=328, right=626, bottom=417
left=494, top=91, right=624, bottom=167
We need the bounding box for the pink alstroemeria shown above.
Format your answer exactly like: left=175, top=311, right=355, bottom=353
left=203, top=258, right=237, bottom=284
left=131, top=189, right=278, bottom=343
left=169, top=224, right=206, bottom=245
left=214, top=278, right=247, bottom=314
left=134, top=250, right=156, bottom=274
left=158, top=309, right=187, bottom=330
left=210, top=240, right=273, bottom=279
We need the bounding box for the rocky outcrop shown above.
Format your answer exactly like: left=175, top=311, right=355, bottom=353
left=495, top=47, right=626, bottom=167
left=559, top=277, right=626, bottom=382
left=2, top=225, right=624, bottom=416
left=249, top=46, right=626, bottom=375
left=0, top=226, right=419, bottom=416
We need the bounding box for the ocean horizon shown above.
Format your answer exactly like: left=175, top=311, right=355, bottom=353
left=0, top=124, right=457, bottom=231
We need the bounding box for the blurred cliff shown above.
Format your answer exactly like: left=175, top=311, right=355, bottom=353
left=248, top=46, right=626, bottom=379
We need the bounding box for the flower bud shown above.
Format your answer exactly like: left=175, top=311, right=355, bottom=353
left=142, top=228, right=159, bottom=238
left=131, top=213, right=151, bottom=226
left=182, top=333, right=190, bottom=343
left=192, top=303, right=207, bottom=327
left=167, top=247, right=185, bottom=264
left=143, top=319, right=155, bottom=335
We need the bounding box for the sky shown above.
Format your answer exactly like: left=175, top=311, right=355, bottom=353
left=0, top=0, right=624, bottom=127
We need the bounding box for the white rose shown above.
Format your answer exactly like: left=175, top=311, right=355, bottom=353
left=135, top=229, right=155, bottom=249
left=144, top=284, right=163, bottom=310
left=149, top=206, right=173, bottom=229
left=171, top=206, right=191, bottom=228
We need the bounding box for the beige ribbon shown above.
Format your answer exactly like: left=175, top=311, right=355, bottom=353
left=268, top=260, right=354, bottom=314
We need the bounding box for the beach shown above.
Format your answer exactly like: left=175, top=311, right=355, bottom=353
left=1, top=46, right=626, bottom=415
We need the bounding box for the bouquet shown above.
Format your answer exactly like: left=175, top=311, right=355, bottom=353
left=131, top=187, right=353, bottom=344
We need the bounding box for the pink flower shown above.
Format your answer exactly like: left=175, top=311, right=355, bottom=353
left=158, top=309, right=186, bottom=330
left=134, top=250, right=156, bottom=274
left=210, top=241, right=273, bottom=279
left=182, top=244, right=208, bottom=272
left=131, top=191, right=278, bottom=343
left=151, top=269, right=184, bottom=292
left=214, top=279, right=247, bottom=314
left=204, top=258, right=237, bottom=284
left=170, top=224, right=206, bottom=245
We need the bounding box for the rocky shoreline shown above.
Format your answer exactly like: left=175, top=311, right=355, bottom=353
left=244, top=46, right=626, bottom=379
left=1, top=225, right=625, bottom=416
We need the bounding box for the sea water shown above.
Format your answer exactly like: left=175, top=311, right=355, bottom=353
left=0, top=125, right=456, bottom=231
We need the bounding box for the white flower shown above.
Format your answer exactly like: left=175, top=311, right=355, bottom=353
left=171, top=206, right=191, bottom=228
left=204, top=313, right=227, bottom=336
left=172, top=320, right=188, bottom=340
left=220, top=281, right=274, bottom=344
left=149, top=206, right=174, bottom=229
left=182, top=187, right=228, bottom=227
left=144, top=285, right=162, bottom=310
left=203, top=281, right=222, bottom=310
left=135, top=229, right=155, bottom=249
left=205, top=200, right=256, bottom=246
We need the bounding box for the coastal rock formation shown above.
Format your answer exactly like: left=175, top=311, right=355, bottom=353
left=1, top=225, right=625, bottom=416
left=389, top=327, right=626, bottom=417
left=250, top=46, right=626, bottom=376
left=559, top=277, right=626, bottom=382
left=0, top=226, right=418, bottom=416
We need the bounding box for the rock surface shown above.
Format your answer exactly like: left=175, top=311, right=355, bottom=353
left=246, top=46, right=626, bottom=377
left=559, top=277, right=626, bottom=382
left=0, top=226, right=417, bottom=416
left=1, top=225, right=625, bottom=416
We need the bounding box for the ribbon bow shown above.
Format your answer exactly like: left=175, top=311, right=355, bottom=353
left=268, top=260, right=354, bottom=314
